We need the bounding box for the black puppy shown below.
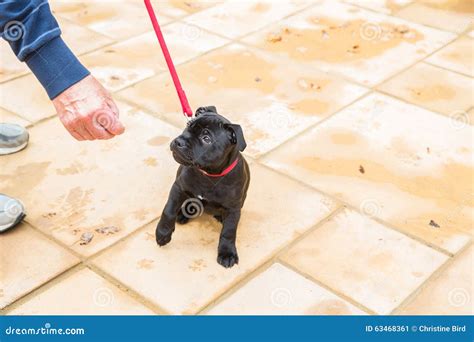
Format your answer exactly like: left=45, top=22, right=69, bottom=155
left=156, top=106, right=250, bottom=268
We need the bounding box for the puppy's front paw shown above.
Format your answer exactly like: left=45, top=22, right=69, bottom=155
left=217, top=250, right=239, bottom=268
left=155, top=223, right=174, bottom=247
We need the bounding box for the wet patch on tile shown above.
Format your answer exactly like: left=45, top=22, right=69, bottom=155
left=378, top=62, right=473, bottom=117
left=397, top=1, right=473, bottom=33
left=243, top=1, right=456, bottom=85
left=185, top=0, right=309, bottom=39
left=426, top=37, right=473, bottom=77
left=345, top=0, right=412, bottom=14
left=262, top=93, right=473, bottom=254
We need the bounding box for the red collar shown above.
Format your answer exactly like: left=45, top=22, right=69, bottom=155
left=198, top=158, right=239, bottom=177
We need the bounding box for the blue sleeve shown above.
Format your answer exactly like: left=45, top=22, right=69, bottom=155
left=0, top=0, right=90, bottom=99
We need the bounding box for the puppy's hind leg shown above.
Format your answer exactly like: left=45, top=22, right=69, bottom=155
left=156, top=183, right=186, bottom=246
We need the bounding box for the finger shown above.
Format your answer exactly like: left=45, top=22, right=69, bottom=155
left=81, top=122, right=96, bottom=141
left=68, top=126, right=85, bottom=141
left=86, top=119, right=114, bottom=140
left=106, top=101, right=125, bottom=135
left=94, top=108, right=125, bottom=136
left=73, top=119, right=94, bottom=140
left=60, top=116, right=85, bottom=141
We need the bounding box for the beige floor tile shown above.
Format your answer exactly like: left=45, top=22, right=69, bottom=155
left=262, top=93, right=473, bottom=254
left=378, top=62, right=473, bottom=117
left=118, top=44, right=367, bottom=157
left=149, top=0, right=222, bottom=19
left=0, top=107, right=31, bottom=126
left=0, top=74, right=55, bottom=123
left=398, top=245, right=473, bottom=315
left=344, top=0, right=412, bottom=14
left=184, top=0, right=309, bottom=39
left=0, top=102, right=181, bottom=257
left=51, top=1, right=170, bottom=40
left=0, top=44, right=30, bottom=84
left=9, top=268, right=155, bottom=315
left=81, top=23, right=228, bottom=92
left=0, top=223, right=79, bottom=309
left=281, top=209, right=448, bottom=314
left=242, top=1, right=456, bottom=86
left=396, top=1, right=473, bottom=33
left=93, top=163, right=337, bottom=314
left=57, top=17, right=113, bottom=56
left=206, top=263, right=366, bottom=315
left=426, top=37, right=473, bottom=77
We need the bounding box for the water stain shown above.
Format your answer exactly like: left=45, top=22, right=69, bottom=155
left=261, top=18, right=423, bottom=63
left=188, top=258, right=207, bottom=271
left=147, top=136, right=170, bottom=146
left=133, top=209, right=149, bottom=221
left=289, top=98, right=329, bottom=116
left=183, top=49, right=277, bottom=94
left=137, top=258, right=154, bottom=270
left=305, top=299, right=353, bottom=315
left=0, top=162, right=50, bottom=198
left=56, top=161, right=85, bottom=175
left=252, top=2, right=271, bottom=13
left=330, top=130, right=360, bottom=145
left=409, top=84, right=456, bottom=102
left=425, top=0, right=474, bottom=13
left=169, top=0, right=213, bottom=14
left=144, top=157, right=158, bottom=167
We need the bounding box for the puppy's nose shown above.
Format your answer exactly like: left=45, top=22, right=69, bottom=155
left=171, top=137, right=186, bottom=149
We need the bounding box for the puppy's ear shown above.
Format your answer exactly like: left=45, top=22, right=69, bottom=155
left=195, top=106, right=217, bottom=117
left=225, top=124, right=247, bottom=152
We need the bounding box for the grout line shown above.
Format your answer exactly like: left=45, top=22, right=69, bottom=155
left=390, top=240, right=473, bottom=314
left=423, top=59, right=473, bottom=79
left=84, top=263, right=167, bottom=315
left=1, top=263, right=84, bottom=314
left=254, top=90, right=372, bottom=160
left=254, top=161, right=469, bottom=258
left=197, top=206, right=345, bottom=314
left=277, top=258, right=376, bottom=315
left=376, top=88, right=473, bottom=125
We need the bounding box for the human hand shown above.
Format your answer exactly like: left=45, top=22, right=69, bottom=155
left=52, top=75, right=125, bottom=141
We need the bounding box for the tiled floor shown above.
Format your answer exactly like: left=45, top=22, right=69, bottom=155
left=1, top=0, right=472, bottom=315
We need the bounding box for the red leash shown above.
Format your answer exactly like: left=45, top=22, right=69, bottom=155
left=144, top=0, right=193, bottom=118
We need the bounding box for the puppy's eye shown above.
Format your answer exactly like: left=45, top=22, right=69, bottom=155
left=201, top=135, right=212, bottom=144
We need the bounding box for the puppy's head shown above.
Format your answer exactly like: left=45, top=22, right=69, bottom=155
left=170, top=106, right=246, bottom=170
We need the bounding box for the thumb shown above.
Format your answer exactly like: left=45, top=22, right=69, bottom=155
left=108, top=117, right=125, bottom=135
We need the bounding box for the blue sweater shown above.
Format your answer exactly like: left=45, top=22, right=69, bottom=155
left=0, top=0, right=90, bottom=99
